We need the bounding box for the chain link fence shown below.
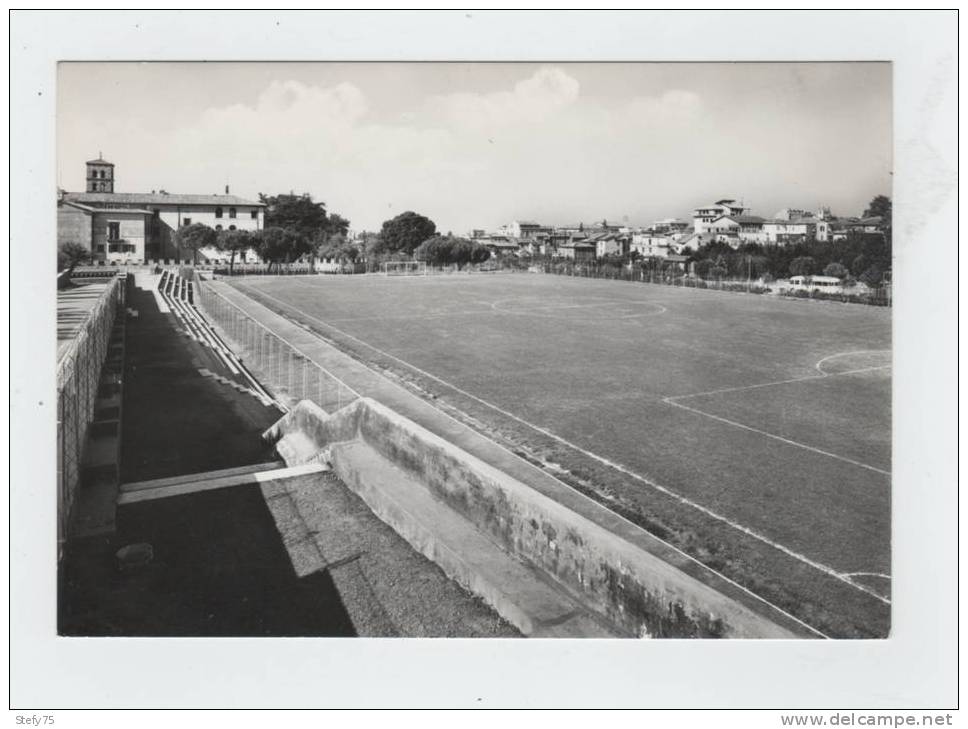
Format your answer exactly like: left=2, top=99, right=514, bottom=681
left=539, top=261, right=891, bottom=306
left=56, top=276, right=125, bottom=551
left=192, top=274, right=361, bottom=413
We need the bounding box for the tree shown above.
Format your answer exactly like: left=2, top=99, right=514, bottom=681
left=216, top=229, right=255, bottom=274
left=694, top=259, right=714, bottom=279
left=823, top=262, right=849, bottom=279
left=468, top=241, right=491, bottom=267
left=58, top=241, right=90, bottom=276
left=859, top=264, right=884, bottom=287
left=789, top=256, right=817, bottom=277
left=260, top=193, right=328, bottom=239
left=255, top=226, right=311, bottom=270
left=317, top=232, right=360, bottom=267
left=863, top=195, right=892, bottom=224
left=174, top=223, right=217, bottom=264
left=326, top=213, right=350, bottom=238
left=413, top=235, right=491, bottom=269
left=380, top=211, right=437, bottom=256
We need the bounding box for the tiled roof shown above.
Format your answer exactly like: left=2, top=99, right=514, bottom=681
left=64, top=191, right=265, bottom=207
left=86, top=158, right=114, bottom=165
left=62, top=200, right=152, bottom=215
left=765, top=218, right=816, bottom=226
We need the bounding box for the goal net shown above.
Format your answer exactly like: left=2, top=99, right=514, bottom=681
left=383, top=261, right=428, bottom=276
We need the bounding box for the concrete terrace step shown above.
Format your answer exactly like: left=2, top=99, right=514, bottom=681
left=197, top=367, right=276, bottom=407
left=329, top=439, right=623, bottom=638
left=118, top=463, right=324, bottom=505
left=120, top=460, right=288, bottom=494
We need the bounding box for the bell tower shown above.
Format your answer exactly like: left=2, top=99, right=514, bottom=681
left=86, top=153, right=115, bottom=193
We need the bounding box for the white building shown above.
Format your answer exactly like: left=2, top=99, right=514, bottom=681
left=650, top=218, right=690, bottom=235
left=707, top=214, right=768, bottom=247
left=692, top=199, right=748, bottom=234
left=631, top=233, right=673, bottom=258
left=497, top=220, right=547, bottom=239
left=58, top=156, right=265, bottom=262
left=763, top=218, right=817, bottom=244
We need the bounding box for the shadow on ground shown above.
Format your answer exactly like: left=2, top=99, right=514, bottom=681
left=59, top=279, right=356, bottom=636
left=59, top=485, right=356, bottom=636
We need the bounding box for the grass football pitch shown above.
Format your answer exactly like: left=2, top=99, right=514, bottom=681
left=229, top=272, right=891, bottom=637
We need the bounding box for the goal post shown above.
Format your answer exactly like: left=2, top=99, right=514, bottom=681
left=383, top=261, right=428, bottom=276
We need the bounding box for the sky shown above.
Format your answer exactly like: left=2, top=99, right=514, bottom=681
left=57, top=62, right=892, bottom=234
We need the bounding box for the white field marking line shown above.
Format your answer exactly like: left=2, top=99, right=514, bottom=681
left=665, top=366, right=892, bottom=403
left=234, top=281, right=832, bottom=638
left=663, top=352, right=892, bottom=476
left=663, top=398, right=891, bottom=477
left=815, top=349, right=892, bottom=375
left=843, top=572, right=891, bottom=580
left=233, top=280, right=887, bottom=616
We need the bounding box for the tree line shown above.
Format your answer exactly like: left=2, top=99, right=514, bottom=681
left=171, top=192, right=352, bottom=273
left=176, top=203, right=493, bottom=272
left=678, top=195, right=892, bottom=285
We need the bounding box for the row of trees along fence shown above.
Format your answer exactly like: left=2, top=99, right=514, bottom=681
left=171, top=192, right=352, bottom=274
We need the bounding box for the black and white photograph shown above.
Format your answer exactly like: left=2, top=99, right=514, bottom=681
left=11, top=9, right=958, bottom=714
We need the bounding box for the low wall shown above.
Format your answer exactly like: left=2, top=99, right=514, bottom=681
left=265, top=398, right=812, bottom=638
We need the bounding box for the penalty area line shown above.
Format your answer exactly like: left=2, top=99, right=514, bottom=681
left=662, top=398, right=891, bottom=477
left=232, top=280, right=890, bottom=611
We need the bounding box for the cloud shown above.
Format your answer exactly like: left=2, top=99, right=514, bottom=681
left=61, top=64, right=889, bottom=233
left=625, top=89, right=703, bottom=123
left=427, top=66, right=581, bottom=130
left=138, top=68, right=712, bottom=230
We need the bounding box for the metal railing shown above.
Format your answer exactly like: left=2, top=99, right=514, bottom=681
left=56, top=276, right=125, bottom=551
left=193, top=274, right=361, bottom=413
left=539, top=262, right=892, bottom=306
left=206, top=262, right=315, bottom=276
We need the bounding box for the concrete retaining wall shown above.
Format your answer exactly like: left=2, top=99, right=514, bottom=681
left=265, top=398, right=812, bottom=638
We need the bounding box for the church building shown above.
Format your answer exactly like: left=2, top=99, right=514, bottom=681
left=57, top=155, right=266, bottom=263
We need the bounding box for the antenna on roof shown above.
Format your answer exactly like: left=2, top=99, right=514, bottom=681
left=98, top=151, right=103, bottom=160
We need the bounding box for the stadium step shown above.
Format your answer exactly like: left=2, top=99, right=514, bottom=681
left=328, top=439, right=623, bottom=638
left=120, top=460, right=287, bottom=492
left=160, top=273, right=277, bottom=407
left=117, top=462, right=319, bottom=505
left=197, top=367, right=275, bottom=407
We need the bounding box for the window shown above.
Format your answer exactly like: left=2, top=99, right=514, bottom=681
left=107, top=222, right=120, bottom=240
left=215, top=207, right=223, bottom=218
left=183, top=218, right=192, bottom=226
left=229, top=207, right=237, bottom=218
left=251, top=209, right=258, bottom=219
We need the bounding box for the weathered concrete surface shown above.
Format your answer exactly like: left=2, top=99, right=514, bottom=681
left=260, top=470, right=520, bottom=638
left=330, top=439, right=618, bottom=637
left=266, top=398, right=813, bottom=638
